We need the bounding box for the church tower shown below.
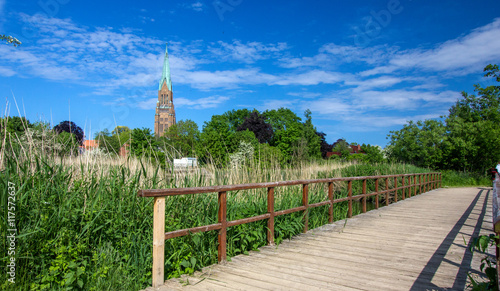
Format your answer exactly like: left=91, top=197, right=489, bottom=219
left=154, top=44, right=176, bottom=137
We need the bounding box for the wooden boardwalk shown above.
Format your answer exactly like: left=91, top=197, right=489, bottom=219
left=149, top=187, right=493, bottom=291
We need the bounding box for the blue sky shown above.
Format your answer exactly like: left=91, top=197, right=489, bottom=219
left=1, top=0, right=500, bottom=146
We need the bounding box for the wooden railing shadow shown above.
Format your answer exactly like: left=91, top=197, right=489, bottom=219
left=409, top=188, right=490, bottom=290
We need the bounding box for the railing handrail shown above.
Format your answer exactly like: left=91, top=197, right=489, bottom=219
left=140, top=172, right=442, bottom=287
left=138, top=172, right=437, bottom=197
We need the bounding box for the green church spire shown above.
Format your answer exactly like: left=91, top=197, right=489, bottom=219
left=159, top=43, right=172, bottom=91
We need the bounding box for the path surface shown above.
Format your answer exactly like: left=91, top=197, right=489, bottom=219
left=148, top=187, right=493, bottom=291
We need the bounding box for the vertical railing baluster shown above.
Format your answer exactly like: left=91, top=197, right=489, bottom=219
left=375, top=178, right=379, bottom=209
left=302, top=184, right=309, bottom=233
left=409, top=176, right=412, bottom=197
left=218, top=191, right=227, bottom=262
left=152, top=197, right=165, bottom=288
left=362, top=179, right=367, bottom=213
left=419, top=175, right=422, bottom=194
left=414, top=175, right=417, bottom=196
left=328, top=182, right=334, bottom=223
left=385, top=178, right=389, bottom=206
left=394, top=176, right=398, bottom=203
left=267, top=187, right=275, bottom=245
left=348, top=180, right=353, bottom=218
left=402, top=175, right=405, bottom=200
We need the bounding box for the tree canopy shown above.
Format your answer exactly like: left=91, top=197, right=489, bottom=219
left=387, top=64, right=500, bottom=173
left=53, top=121, right=84, bottom=145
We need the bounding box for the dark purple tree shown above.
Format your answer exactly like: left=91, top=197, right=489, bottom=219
left=237, top=111, right=274, bottom=144
left=53, top=121, right=84, bottom=145
left=316, top=131, right=332, bottom=158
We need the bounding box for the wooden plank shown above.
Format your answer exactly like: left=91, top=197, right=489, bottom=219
left=328, top=182, right=333, bottom=223
left=347, top=180, right=352, bottom=218
left=267, top=187, right=274, bottom=245
left=152, top=197, right=165, bottom=288
left=302, top=184, right=309, bottom=233
left=217, top=191, right=227, bottom=262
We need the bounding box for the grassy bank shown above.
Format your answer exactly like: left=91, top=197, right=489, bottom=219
left=0, top=153, right=450, bottom=290
left=440, top=170, right=492, bottom=187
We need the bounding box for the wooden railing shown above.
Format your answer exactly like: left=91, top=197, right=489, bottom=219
left=138, top=172, right=441, bottom=287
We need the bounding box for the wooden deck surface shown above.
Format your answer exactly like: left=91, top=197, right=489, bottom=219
left=148, top=187, right=493, bottom=291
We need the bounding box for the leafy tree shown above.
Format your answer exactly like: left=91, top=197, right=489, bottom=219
left=263, top=108, right=302, bottom=132
left=264, top=108, right=304, bottom=162
left=387, top=64, right=500, bottom=173
left=112, top=126, right=131, bottom=135
left=332, top=138, right=351, bottom=159
left=198, top=114, right=234, bottom=166
left=387, top=120, right=446, bottom=169
left=53, top=121, right=84, bottom=145
left=232, top=129, right=259, bottom=150
left=1, top=34, right=21, bottom=47
left=56, top=131, right=79, bottom=156
left=223, top=109, right=252, bottom=130
left=0, top=116, right=31, bottom=135
left=361, top=144, right=385, bottom=163
left=96, top=130, right=121, bottom=155
left=162, top=119, right=199, bottom=158
left=236, top=111, right=273, bottom=144
left=130, top=128, right=157, bottom=157
left=302, top=109, right=321, bottom=159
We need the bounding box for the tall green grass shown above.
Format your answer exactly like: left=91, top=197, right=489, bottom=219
left=441, top=170, right=491, bottom=187
left=0, top=151, right=440, bottom=290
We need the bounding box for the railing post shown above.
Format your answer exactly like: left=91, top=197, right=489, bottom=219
left=267, top=187, right=275, bottom=245
left=375, top=178, right=379, bottom=209
left=414, top=175, right=417, bottom=196
left=328, top=182, right=334, bottom=223
left=303, top=184, right=309, bottom=233
left=348, top=180, right=353, bottom=218
left=218, top=191, right=227, bottom=262
left=419, top=175, right=422, bottom=194
left=152, top=197, right=165, bottom=288
left=407, top=176, right=411, bottom=198
left=362, top=179, right=367, bottom=213
left=402, top=175, right=405, bottom=200
left=394, top=176, right=398, bottom=203
left=385, top=178, right=389, bottom=206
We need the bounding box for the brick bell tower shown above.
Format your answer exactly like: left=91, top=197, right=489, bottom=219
left=154, top=43, right=176, bottom=137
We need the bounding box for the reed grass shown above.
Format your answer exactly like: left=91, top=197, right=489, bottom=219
left=0, top=127, right=447, bottom=290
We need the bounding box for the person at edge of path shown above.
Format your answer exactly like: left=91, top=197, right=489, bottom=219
left=494, top=162, right=500, bottom=180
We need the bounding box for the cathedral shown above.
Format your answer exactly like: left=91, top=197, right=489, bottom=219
left=154, top=44, right=176, bottom=137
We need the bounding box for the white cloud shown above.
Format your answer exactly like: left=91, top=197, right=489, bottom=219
left=191, top=2, right=204, bottom=12
left=258, top=99, right=299, bottom=111
left=279, top=43, right=394, bottom=68
left=0, top=66, right=16, bottom=77
left=136, top=98, right=158, bottom=110
left=209, top=40, right=288, bottom=64
left=272, top=70, right=347, bottom=86
left=0, top=0, right=5, bottom=17
left=175, top=96, right=230, bottom=109
left=366, top=18, right=500, bottom=76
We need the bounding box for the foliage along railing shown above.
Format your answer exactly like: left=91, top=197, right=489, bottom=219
left=138, top=172, right=441, bottom=287
left=492, top=174, right=500, bottom=288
